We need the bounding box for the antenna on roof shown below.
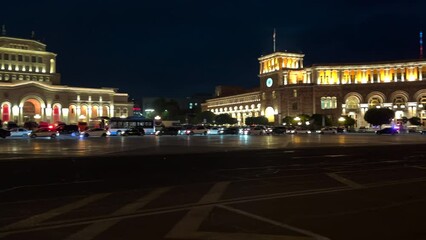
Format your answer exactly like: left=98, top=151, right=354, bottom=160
left=1, top=25, right=6, bottom=36
left=420, top=31, right=423, bottom=59
left=273, top=28, right=276, bottom=52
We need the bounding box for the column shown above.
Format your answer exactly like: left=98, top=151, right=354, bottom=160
left=41, top=107, right=45, bottom=121
left=338, top=70, right=342, bottom=84
left=419, top=66, right=423, bottom=80
left=401, top=67, right=405, bottom=81
left=284, top=74, right=288, bottom=85
left=303, top=73, right=307, bottom=83
left=300, top=59, right=303, bottom=68
left=394, top=68, right=398, bottom=82
left=19, top=107, right=23, bottom=125
left=307, top=72, right=311, bottom=83
left=377, top=69, right=381, bottom=82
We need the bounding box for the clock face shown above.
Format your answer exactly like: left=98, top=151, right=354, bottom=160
left=266, top=78, right=273, bottom=87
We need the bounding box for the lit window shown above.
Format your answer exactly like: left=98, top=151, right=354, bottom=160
left=321, top=96, right=337, bottom=109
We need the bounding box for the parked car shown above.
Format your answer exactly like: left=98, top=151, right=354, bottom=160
left=376, top=127, right=399, bottom=135
left=155, top=127, right=179, bottom=136
left=0, top=128, right=11, bottom=138
left=6, top=122, right=18, bottom=130
left=30, top=128, right=59, bottom=139
left=124, top=126, right=145, bottom=136
left=178, top=125, right=194, bottom=135
left=80, top=128, right=108, bottom=137
left=24, top=121, right=39, bottom=130
left=219, top=127, right=239, bottom=135
left=56, top=124, right=79, bottom=136
left=9, top=128, right=32, bottom=137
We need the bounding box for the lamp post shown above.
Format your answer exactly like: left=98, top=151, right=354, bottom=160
left=338, top=116, right=346, bottom=128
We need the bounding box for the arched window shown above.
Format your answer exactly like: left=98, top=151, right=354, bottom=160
left=369, top=97, right=382, bottom=108
left=53, top=105, right=60, bottom=123
left=346, top=96, right=360, bottom=109
left=2, top=104, right=10, bottom=122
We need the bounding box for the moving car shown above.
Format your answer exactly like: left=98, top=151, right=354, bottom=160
left=0, top=128, right=11, bottom=138
left=155, top=127, right=179, bottom=136
left=9, top=128, right=32, bottom=137
left=56, top=124, right=79, bottom=136
left=80, top=128, right=108, bottom=137
left=247, top=126, right=267, bottom=135
left=272, top=126, right=287, bottom=135
left=219, top=127, right=239, bottom=135
left=123, top=126, right=145, bottom=136
left=207, top=127, right=221, bottom=135
left=30, top=128, right=59, bottom=139
left=187, top=126, right=208, bottom=135
left=295, top=127, right=311, bottom=134
left=376, top=127, right=398, bottom=135
left=320, top=127, right=337, bottom=134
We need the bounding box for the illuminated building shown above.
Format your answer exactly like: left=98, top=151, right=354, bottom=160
left=202, top=50, right=426, bottom=127
left=0, top=35, right=132, bottom=125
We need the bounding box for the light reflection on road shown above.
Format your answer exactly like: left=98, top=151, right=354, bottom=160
left=0, top=134, right=424, bottom=160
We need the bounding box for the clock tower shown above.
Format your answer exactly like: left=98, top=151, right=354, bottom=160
left=258, top=51, right=306, bottom=124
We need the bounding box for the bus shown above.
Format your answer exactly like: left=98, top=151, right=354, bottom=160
left=107, top=116, right=155, bottom=135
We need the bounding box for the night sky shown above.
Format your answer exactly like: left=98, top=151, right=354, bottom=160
left=2, top=0, right=426, bottom=99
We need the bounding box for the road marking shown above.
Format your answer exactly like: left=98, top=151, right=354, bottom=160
left=166, top=181, right=328, bottom=240
left=65, top=187, right=170, bottom=240
left=412, top=166, right=426, bottom=170
left=218, top=204, right=330, bottom=240
left=165, top=181, right=230, bottom=238
left=326, top=173, right=364, bottom=189
left=0, top=192, right=111, bottom=237
left=293, top=155, right=348, bottom=159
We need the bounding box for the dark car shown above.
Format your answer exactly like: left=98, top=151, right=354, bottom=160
left=376, top=127, right=398, bottom=135
left=156, top=127, right=179, bottom=136
left=124, top=126, right=145, bottom=136
left=272, top=126, right=287, bottom=135
left=219, top=127, right=239, bottom=135
left=0, top=128, right=11, bottom=138
left=56, top=124, right=79, bottom=136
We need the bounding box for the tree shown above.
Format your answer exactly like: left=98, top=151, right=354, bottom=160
left=214, top=114, right=238, bottom=125
left=245, top=116, right=269, bottom=125
left=341, top=116, right=356, bottom=127
left=194, top=111, right=216, bottom=124
left=364, top=108, right=395, bottom=126
left=310, top=114, right=332, bottom=128
left=282, top=116, right=294, bottom=126
left=409, top=117, right=422, bottom=125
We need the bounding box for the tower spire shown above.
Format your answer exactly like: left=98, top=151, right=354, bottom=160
left=1, top=25, right=6, bottom=36
left=273, top=28, right=276, bottom=52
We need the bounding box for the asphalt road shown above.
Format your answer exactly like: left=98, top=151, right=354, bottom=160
left=1, top=134, right=426, bottom=239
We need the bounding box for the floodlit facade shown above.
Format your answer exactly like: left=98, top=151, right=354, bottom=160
left=0, top=36, right=132, bottom=125
left=202, top=50, right=426, bottom=127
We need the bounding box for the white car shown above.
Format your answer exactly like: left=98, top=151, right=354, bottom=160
left=320, top=127, right=337, bottom=134
left=30, top=128, right=59, bottom=139
left=10, top=128, right=32, bottom=137
left=248, top=126, right=267, bottom=135
left=187, top=126, right=208, bottom=135
left=294, top=128, right=311, bottom=134
left=80, top=128, right=108, bottom=137
left=207, top=127, right=221, bottom=135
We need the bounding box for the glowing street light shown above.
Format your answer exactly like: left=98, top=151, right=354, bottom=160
left=154, top=115, right=161, bottom=120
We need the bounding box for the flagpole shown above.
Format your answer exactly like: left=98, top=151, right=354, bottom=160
left=273, top=28, right=276, bottom=52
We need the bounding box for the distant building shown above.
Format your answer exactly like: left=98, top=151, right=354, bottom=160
left=0, top=35, right=132, bottom=125
left=202, top=50, right=426, bottom=126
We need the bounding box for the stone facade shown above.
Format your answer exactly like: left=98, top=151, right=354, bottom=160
left=0, top=36, right=133, bottom=125
left=202, top=51, right=426, bottom=127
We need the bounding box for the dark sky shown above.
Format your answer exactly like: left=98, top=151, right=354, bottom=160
left=2, top=0, right=426, bottom=99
